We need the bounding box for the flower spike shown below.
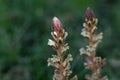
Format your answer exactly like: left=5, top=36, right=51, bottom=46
left=80, top=7, right=108, bottom=80
left=48, top=17, right=77, bottom=80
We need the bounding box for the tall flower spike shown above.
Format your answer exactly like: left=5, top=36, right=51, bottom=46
left=80, top=7, right=108, bottom=80
left=48, top=17, right=77, bottom=80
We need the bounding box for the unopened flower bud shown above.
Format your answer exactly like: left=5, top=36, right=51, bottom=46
left=86, top=7, right=94, bottom=20
left=52, top=17, right=63, bottom=32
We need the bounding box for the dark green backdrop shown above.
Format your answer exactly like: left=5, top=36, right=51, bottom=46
left=0, top=0, right=120, bottom=80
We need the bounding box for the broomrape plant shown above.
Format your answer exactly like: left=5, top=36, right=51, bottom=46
left=80, top=7, right=108, bottom=80
left=47, top=7, right=108, bottom=80
left=47, top=17, right=77, bottom=80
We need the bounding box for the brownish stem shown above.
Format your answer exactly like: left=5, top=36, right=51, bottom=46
left=57, top=47, right=67, bottom=80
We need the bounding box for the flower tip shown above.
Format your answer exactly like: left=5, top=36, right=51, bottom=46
left=53, top=16, right=59, bottom=21
left=52, top=16, right=62, bottom=32
left=85, top=7, right=94, bottom=20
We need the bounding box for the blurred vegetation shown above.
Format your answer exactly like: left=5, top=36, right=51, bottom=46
left=0, top=0, right=120, bottom=80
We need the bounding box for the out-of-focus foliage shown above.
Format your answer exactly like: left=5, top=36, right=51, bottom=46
left=0, top=0, right=119, bottom=80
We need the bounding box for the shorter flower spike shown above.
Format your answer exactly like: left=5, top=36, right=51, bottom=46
left=80, top=7, right=108, bottom=80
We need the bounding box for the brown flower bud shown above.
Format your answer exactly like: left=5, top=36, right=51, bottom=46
left=86, top=7, right=94, bottom=20
left=52, top=17, right=63, bottom=32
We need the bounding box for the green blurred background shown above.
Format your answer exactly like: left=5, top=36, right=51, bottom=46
left=0, top=0, right=120, bottom=80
